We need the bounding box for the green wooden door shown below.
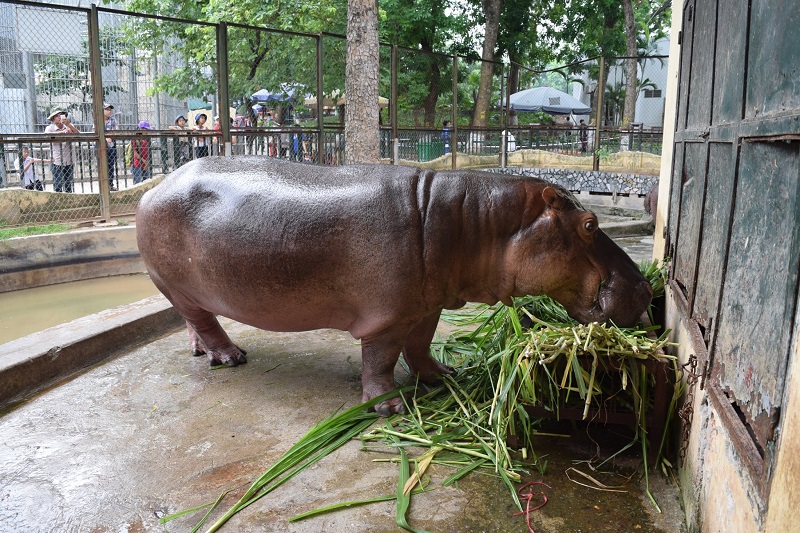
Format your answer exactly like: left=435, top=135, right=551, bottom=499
left=669, top=0, right=800, bottom=490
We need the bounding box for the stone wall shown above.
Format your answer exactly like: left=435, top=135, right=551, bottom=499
left=489, top=167, right=658, bottom=196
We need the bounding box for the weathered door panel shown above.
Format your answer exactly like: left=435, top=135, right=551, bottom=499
left=713, top=140, right=800, bottom=451
left=693, top=143, right=736, bottom=325
left=685, top=0, right=717, bottom=128
left=673, top=142, right=707, bottom=300
left=676, top=0, right=695, bottom=128
left=712, top=1, right=748, bottom=124
left=746, top=0, right=800, bottom=119
left=667, top=142, right=686, bottom=258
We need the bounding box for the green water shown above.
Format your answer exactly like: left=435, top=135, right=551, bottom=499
left=0, top=274, right=160, bottom=345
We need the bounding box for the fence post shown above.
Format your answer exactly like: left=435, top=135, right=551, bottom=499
left=451, top=54, right=458, bottom=170
left=391, top=44, right=398, bottom=165
left=316, top=34, right=324, bottom=165
left=592, top=56, right=606, bottom=172
left=501, top=65, right=509, bottom=169
left=217, top=22, right=231, bottom=156
left=88, top=4, right=111, bottom=221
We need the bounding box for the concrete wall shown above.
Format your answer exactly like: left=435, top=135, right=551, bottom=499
left=0, top=225, right=144, bottom=293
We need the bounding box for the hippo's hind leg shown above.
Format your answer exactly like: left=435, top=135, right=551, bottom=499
left=180, top=310, right=247, bottom=367
left=185, top=320, right=247, bottom=364
left=151, top=276, right=246, bottom=367
left=402, top=310, right=454, bottom=384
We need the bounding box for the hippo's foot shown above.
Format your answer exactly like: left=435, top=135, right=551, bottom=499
left=206, top=345, right=248, bottom=367
left=362, top=379, right=406, bottom=417
left=414, top=359, right=455, bottom=386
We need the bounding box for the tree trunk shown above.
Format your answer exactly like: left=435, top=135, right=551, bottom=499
left=345, top=0, right=380, bottom=163
left=621, top=0, right=638, bottom=128
left=423, top=58, right=442, bottom=128
left=507, top=60, right=520, bottom=126
left=472, top=0, right=503, bottom=127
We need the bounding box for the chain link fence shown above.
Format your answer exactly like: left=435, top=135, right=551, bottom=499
left=0, top=1, right=668, bottom=229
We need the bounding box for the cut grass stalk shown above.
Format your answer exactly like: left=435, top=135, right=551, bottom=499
left=198, top=388, right=407, bottom=532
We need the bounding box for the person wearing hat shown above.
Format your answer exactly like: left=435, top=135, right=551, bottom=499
left=192, top=113, right=211, bottom=158
left=168, top=114, right=191, bottom=168
left=44, top=108, right=79, bottom=193
left=130, top=120, right=152, bottom=184
left=93, top=104, right=119, bottom=191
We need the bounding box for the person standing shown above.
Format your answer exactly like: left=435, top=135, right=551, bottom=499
left=16, top=146, right=46, bottom=190
left=131, top=120, right=152, bottom=184
left=440, top=120, right=452, bottom=154
left=45, top=109, right=79, bottom=192
left=100, top=104, right=118, bottom=190
left=579, top=119, right=589, bottom=153
left=168, top=114, right=191, bottom=167
left=192, top=113, right=211, bottom=158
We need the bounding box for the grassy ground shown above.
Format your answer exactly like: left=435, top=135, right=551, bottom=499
left=0, top=224, right=76, bottom=240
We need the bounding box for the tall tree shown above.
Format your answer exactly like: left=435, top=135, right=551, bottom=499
left=621, top=0, right=638, bottom=127
left=345, top=0, right=380, bottom=163
left=472, top=0, right=503, bottom=127
left=379, top=0, right=466, bottom=127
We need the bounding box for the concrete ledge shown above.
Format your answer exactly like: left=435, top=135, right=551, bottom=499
left=600, top=218, right=655, bottom=237
left=0, top=294, right=183, bottom=410
left=0, top=225, right=142, bottom=293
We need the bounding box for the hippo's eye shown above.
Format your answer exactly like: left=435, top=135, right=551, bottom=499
left=584, top=220, right=596, bottom=232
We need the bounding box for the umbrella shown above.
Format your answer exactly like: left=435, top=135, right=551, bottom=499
left=252, top=83, right=301, bottom=103
left=505, top=86, right=591, bottom=115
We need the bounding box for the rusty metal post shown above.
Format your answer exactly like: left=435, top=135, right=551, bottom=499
left=88, top=4, right=111, bottom=221
left=593, top=56, right=606, bottom=171
left=452, top=54, right=458, bottom=170
left=501, top=65, right=508, bottom=168
left=391, top=45, right=398, bottom=164
left=217, top=22, right=231, bottom=156
left=316, top=34, right=324, bottom=165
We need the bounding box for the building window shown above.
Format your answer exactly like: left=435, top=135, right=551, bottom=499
left=644, top=89, right=663, bottom=98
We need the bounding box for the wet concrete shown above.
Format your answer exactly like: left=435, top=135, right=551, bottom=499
left=0, top=319, right=683, bottom=532
left=0, top=227, right=681, bottom=532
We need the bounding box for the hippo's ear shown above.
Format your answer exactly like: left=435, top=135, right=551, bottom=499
left=542, top=186, right=565, bottom=210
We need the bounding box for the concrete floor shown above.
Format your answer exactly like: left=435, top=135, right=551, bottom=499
left=0, top=222, right=683, bottom=532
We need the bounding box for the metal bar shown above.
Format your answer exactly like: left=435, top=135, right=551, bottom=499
left=391, top=44, right=398, bottom=165
left=217, top=22, right=231, bottom=155
left=452, top=55, right=458, bottom=170
left=593, top=56, right=606, bottom=171
left=88, top=4, right=111, bottom=221
left=316, top=33, right=324, bottom=165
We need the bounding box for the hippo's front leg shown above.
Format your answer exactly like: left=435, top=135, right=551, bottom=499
left=402, top=310, right=454, bottom=383
left=360, top=330, right=408, bottom=416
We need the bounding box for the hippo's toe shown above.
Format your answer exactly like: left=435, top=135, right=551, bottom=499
left=374, top=397, right=406, bottom=417
left=208, top=346, right=248, bottom=367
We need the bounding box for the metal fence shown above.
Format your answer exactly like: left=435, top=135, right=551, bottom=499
left=0, top=0, right=668, bottom=228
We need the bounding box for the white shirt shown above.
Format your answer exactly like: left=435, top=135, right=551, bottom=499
left=44, top=123, right=75, bottom=165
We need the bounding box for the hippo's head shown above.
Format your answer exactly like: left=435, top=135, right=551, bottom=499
left=511, top=185, right=652, bottom=327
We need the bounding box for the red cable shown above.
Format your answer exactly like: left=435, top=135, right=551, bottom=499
left=513, top=481, right=551, bottom=533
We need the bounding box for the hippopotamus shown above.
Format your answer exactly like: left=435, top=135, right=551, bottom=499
left=136, top=157, right=652, bottom=415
